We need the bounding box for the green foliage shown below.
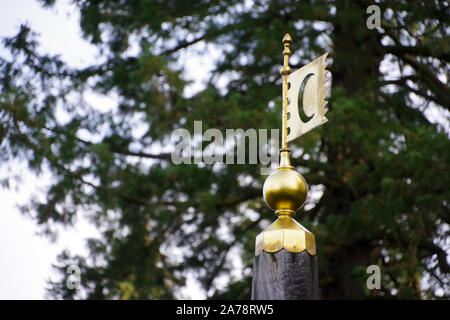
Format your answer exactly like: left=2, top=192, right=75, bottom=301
left=1, top=0, right=449, bottom=299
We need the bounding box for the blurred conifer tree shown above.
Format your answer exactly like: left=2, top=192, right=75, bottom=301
left=0, top=0, right=448, bottom=299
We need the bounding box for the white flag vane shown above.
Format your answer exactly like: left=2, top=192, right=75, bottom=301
left=281, top=33, right=330, bottom=147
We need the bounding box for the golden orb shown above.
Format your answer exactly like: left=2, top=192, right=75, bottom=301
left=263, top=167, right=308, bottom=214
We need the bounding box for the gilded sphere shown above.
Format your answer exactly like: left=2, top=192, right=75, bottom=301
left=263, top=168, right=308, bottom=213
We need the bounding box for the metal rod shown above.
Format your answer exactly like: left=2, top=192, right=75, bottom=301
left=280, top=33, right=292, bottom=150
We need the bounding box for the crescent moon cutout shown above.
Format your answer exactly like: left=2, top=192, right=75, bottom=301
left=298, top=72, right=315, bottom=124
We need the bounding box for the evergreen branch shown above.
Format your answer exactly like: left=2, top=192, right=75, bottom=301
left=55, top=162, right=261, bottom=211
left=162, top=35, right=206, bottom=55
left=381, top=79, right=440, bottom=105
left=215, top=192, right=260, bottom=207
left=400, top=54, right=450, bottom=102
left=204, top=217, right=263, bottom=295
left=42, top=126, right=171, bottom=160
left=108, top=148, right=171, bottom=160
left=383, top=29, right=450, bottom=108
left=384, top=45, right=450, bottom=62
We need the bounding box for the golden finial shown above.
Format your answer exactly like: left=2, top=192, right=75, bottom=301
left=281, top=33, right=292, bottom=150
left=281, top=33, right=292, bottom=76
left=256, top=34, right=331, bottom=256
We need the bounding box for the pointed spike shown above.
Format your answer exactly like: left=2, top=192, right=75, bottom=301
left=282, top=33, right=292, bottom=44
left=318, top=53, right=327, bottom=64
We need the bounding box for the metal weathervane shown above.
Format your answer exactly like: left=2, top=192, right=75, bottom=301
left=256, top=33, right=330, bottom=257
